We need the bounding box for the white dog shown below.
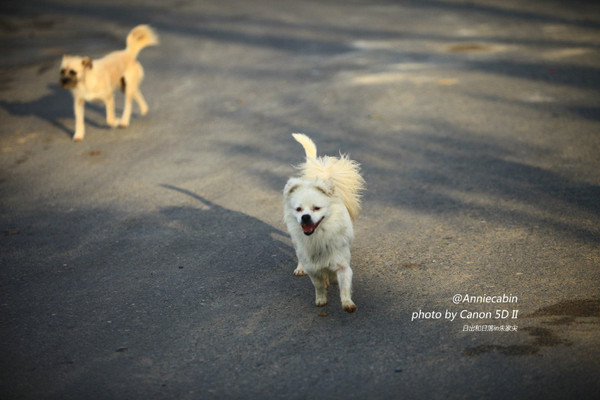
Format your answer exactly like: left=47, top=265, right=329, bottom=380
left=283, top=134, right=365, bottom=313
left=59, top=25, right=158, bottom=141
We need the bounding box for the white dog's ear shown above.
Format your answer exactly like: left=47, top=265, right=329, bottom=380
left=82, top=57, right=93, bottom=69
left=284, top=178, right=303, bottom=197
left=315, top=179, right=335, bottom=197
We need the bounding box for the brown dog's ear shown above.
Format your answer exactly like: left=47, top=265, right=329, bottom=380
left=284, top=178, right=303, bottom=198
left=82, top=57, right=93, bottom=69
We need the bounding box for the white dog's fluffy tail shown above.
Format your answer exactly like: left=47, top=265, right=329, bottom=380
left=292, top=133, right=365, bottom=221
left=126, top=25, right=159, bottom=58
left=292, top=133, right=317, bottom=158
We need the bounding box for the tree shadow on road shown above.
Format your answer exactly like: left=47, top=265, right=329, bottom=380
left=158, top=184, right=295, bottom=281
left=1, top=185, right=306, bottom=398
left=0, top=83, right=108, bottom=138
left=217, top=106, right=600, bottom=248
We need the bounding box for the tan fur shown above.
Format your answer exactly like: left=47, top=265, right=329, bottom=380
left=292, top=133, right=365, bottom=221
left=59, top=25, right=158, bottom=141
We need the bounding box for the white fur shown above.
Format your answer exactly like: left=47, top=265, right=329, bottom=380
left=283, top=134, right=365, bottom=313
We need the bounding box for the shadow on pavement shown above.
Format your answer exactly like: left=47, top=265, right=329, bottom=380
left=0, top=83, right=109, bottom=138
left=0, top=186, right=304, bottom=398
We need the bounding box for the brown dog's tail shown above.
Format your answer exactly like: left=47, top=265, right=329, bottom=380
left=126, top=25, right=159, bottom=58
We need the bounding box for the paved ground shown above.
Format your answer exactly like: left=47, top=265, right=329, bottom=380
left=1, top=0, right=599, bottom=399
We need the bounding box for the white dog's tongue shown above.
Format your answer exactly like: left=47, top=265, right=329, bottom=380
left=302, top=224, right=316, bottom=233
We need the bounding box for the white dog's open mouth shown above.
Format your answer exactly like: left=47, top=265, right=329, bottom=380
left=301, top=217, right=324, bottom=236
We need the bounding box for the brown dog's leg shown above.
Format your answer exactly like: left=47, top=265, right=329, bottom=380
left=119, top=91, right=133, bottom=128
left=73, top=97, right=85, bottom=141
left=134, top=90, right=148, bottom=116
left=105, top=94, right=118, bottom=128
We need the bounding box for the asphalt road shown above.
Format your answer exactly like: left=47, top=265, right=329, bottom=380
left=1, top=0, right=599, bottom=399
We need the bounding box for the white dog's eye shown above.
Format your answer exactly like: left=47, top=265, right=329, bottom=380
left=313, top=206, right=321, bottom=211
left=296, top=207, right=302, bottom=212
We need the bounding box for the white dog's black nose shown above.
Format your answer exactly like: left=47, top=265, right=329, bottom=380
left=301, top=214, right=312, bottom=223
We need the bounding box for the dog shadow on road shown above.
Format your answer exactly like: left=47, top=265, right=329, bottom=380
left=159, top=184, right=296, bottom=281
left=0, top=83, right=107, bottom=138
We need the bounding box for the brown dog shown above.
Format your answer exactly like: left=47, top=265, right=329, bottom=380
left=60, top=25, right=158, bottom=141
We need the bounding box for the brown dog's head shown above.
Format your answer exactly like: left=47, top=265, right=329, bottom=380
left=59, top=55, right=92, bottom=89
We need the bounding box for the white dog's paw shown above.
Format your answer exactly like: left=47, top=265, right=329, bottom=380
left=73, top=133, right=84, bottom=142
left=315, top=296, right=328, bottom=307
left=342, top=300, right=357, bottom=313
left=293, top=264, right=306, bottom=276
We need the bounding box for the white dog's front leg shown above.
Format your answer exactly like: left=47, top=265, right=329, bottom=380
left=336, top=265, right=356, bottom=313
left=293, top=262, right=307, bottom=276
left=73, top=97, right=85, bottom=141
left=308, top=273, right=328, bottom=307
